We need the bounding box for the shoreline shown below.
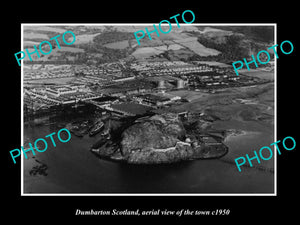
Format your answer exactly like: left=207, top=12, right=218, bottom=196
left=224, top=129, right=251, bottom=142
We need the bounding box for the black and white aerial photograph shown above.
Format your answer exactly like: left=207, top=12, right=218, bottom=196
left=22, top=24, right=275, bottom=195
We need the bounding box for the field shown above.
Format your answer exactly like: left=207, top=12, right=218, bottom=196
left=198, top=27, right=234, bottom=44
left=131, top=44, right=184, bottom=58
left=129, top=26, right=223, bottom=59
left=241, top=69, right=274, bottom=81
left=54, top=46, right=84, bottom=53
left=23, top=40, right=42, bottom=48
left=174, top=37, right=220, bottom=56
left=104, top=40, right=129, bottom=49
left=24, top=46, right=84, bottom=54
left=24, top=32, right=49, bottom=40
left=24, top=77, right=74, bottom=85
left=131, top=39, right=219, bottom=59
left=23, top=46, right=84, bottom=62
left=21, top=25, right=243, bottom=63
left=75, top=33, right=102, bottom=44
left=23, top=26, right=67, bottom=33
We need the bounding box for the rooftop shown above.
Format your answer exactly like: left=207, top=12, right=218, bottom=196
left=110, top=102, right=152, bottom=115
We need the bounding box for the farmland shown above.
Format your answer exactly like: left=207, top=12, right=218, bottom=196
left=21, top=25, right=274, bottom=66
left=104, top=40, right=129, bottom=49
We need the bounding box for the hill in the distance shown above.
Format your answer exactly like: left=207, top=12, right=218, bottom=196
left=23, top=25, right=275, bottom=64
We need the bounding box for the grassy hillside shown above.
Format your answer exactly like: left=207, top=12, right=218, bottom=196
left=208, top=26, right=274, bottom=43
left=22, top=25, right=274, bottom=64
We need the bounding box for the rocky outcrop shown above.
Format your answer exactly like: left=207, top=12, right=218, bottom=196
left=120, top=113, right=185, bottom=157
left=125, top=142, right=194, bottom=164
left=91, top=113, right=228, bottom=164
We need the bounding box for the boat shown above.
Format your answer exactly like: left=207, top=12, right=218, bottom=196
left=89, top=121, right=104, bottom=136
left=66, top=120, right=93, bottom=137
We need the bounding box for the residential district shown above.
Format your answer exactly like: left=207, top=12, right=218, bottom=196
left=24, top=60, right=270, bottom=117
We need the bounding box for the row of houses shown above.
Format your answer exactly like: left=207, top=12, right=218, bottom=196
left=130, top=61, right=191, bottom=71
left=24, top=71, right=73, bottom=80
left=24, top=84, right=102, bottom=109
left=185, top=71, right=240, bottom=88
left=131, top=61, right=214, bottom=76
left=74, top=63, right=123, bottom=76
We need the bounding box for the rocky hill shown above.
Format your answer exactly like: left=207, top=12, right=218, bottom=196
left=91, top=113, right=228, bottom=164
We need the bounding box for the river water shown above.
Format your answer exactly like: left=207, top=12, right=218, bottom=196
left=23, top=112, right=274, bottom=194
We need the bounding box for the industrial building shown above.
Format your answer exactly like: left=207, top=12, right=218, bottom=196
left=134, top=93, right=181, bottom=107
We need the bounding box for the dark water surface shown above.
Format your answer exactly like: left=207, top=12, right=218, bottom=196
left=23, top=113, right=274, bottom=194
